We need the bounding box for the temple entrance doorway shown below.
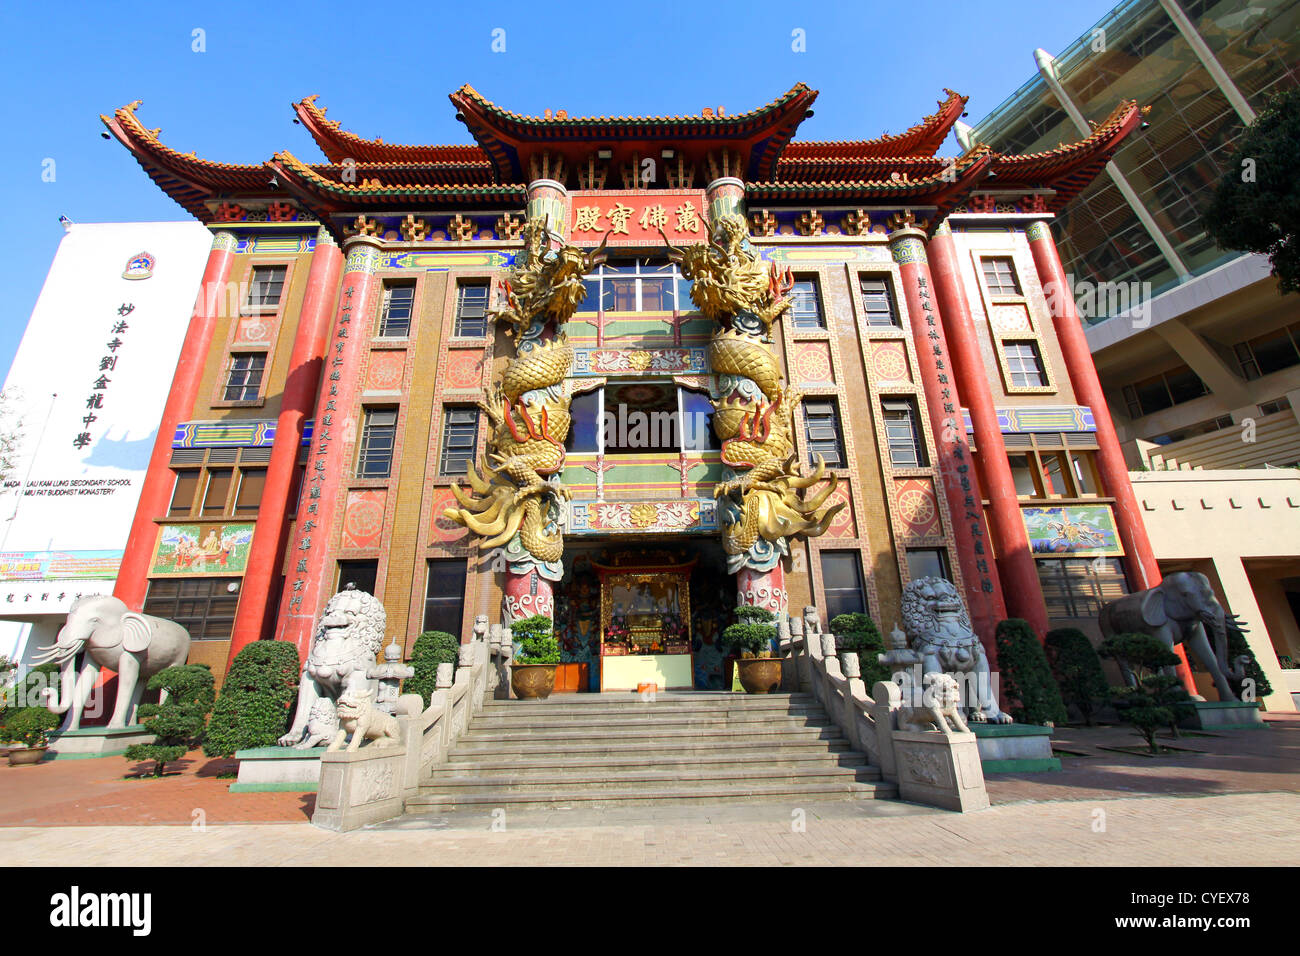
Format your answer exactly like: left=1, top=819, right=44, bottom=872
left=552, top=537, right=734, bottom=691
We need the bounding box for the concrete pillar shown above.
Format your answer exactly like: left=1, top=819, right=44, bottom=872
left=1212, top=556, right=1296, bottom=712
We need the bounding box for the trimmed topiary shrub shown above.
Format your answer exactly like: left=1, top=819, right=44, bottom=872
left=1044, top=628, right=1110, bottom=726
left=830, top=612, right=890, bottom=688
left=995, top=618, right=1068, bottom=726
left=125, top=664, right=215, bottom=777
left=512, top=615, right=560, bottom=665
left=721, top=606, right=778, bottom=658
left=0, top=661, right=60, bottom=731
left=3, top=706, right=60, bottom=749
left=203, top=640, right=301, bottom=758
left=404, top=631, right=460, bottom=707
left=1100, top=632, right=1194, bottom=751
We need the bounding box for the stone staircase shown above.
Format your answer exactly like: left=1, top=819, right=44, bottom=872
left=404, top=691, right=898, bottom=813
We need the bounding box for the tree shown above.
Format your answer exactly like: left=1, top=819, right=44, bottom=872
left=994, top=619, right=1068, bottom=726
left=203, top=640, right=300, bottom=758
left=511, top=615, right=560, bottom=664
left=1099, top=633, right=1193, bottom=753
left=1044, top=628, right=1109, bottom=726
left=1225, top=618, right=1272, bottom=700
left=830, top=612, right=890, bottom=689
left=403, top=631, right=460, bottom=707
left=1202, top=89, right=1300, bottom=293
left=721, top=606, right=777, bottom=658
left=124, top=665, right=214, bottom=777
left=0, top=387, right=25, bottom=491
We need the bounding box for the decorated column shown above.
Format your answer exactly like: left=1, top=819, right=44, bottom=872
left=888, top=218, right=1006, bottom=656
left=928, top=222, right=1050, bottom=638
left=1025, top=219, right=1195, bottom=690
left=114, top=230, right=237, bottom=611
left=275, top=236, right=384, bottom=658
left=227, top=228, right=343, bottom=664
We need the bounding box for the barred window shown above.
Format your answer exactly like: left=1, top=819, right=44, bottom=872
left=882, top=398, right=927, bottom=467
left=980, top=257, right=1020, bottom=296
left=1037, top=558, right=1128, bottom=619
left=858, top=276, right=899, bottom=327
left=379, top=283, right=415, bottom=337
left=803, top=400, right=845, bottom=468
left=789, top=278, right=825, bottom=330
left=423, top=559, right=468, bottom=635
left=357, top=408, right=398, bottom=479
left=821, top=552, right=866, bottom=621
left=246, top=265, right=287, bottom=307
left=223, top=353, right=266, bottom=402
left=454, top=282, right=490, bottom=337
left=1002, top=340, right=1047, bottom=387
left=439, top=407, right=480, bottom=476
left=143, top=578, right=240, bottom=641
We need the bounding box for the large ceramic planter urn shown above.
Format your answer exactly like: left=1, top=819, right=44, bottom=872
left=7, top=746, right=48, bottom=766
left=735, top=657, right=783, bottom=694
left=511, top=663, right=558, bottom=700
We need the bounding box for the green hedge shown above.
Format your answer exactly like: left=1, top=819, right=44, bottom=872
left=403, top=631, right=460, bottom=707
left=125, top=665, right=215, bottom=776
left=203, top=641, right=300, bottom=758
left=830, top=612, right=890, bottom=689
left=995, top=619, right=1067, bottom=726
left=723, top=606, right=777, bottom=657
left=512, top=615, right=560, bottom=665
left=1044, top=628, right=1110, bottom=726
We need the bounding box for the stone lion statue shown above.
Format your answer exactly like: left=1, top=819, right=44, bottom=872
left=896, top=673, right=970, bottom=734
left=328, top=688, right=400, bottom=752
left=279, top=586, right=387, bottom=748
left=899, top=577, right=1011, bottom=724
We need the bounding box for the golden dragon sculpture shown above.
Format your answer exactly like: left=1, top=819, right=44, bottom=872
left=663, top=214, right=844, bottom=569
left=443, top=218, right=608, bottom=570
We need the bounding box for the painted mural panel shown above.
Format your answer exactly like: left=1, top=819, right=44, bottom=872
left=151, top=524, right=254, bottom=575
left=1022, top=505, right=1122, bottom=556
left=342, top=490, right=386, bottom=549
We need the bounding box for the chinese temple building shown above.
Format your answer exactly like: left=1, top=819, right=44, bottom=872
left=102, top=83, right=1175, bottom=692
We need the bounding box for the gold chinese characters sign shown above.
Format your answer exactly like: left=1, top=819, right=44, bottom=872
left=567, top=190, right=706, bottom=246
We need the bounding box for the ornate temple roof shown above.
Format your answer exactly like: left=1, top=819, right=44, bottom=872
left=102, top=86, right=1143, bottom=228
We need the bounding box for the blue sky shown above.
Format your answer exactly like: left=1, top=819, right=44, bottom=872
left=0, top=0, right=1118, bottom=381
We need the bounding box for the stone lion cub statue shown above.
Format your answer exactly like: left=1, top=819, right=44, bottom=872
left=328, top=688, right=400, bottom=752
left=279, top=585, right=387, bottom=748
left=899, top=576, right=1011, bottom=724
left=896, top=673, right=970, bottom=735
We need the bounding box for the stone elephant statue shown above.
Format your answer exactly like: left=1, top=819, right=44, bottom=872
left=34, top=595, right=192, bottom=730
left=1098, top=570, right=1240, bottom=701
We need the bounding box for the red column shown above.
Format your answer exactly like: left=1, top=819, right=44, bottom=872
left=114, top=231, right=237, bottom=611
left=928, top=225, right=1051, bottom=639
left=226, top=229, right=342, bottom=666
left=737, top=565, right=788, bottom=614
left=889, top=226, right=1007, bottom=657
left=1026, top=220, right=1196, bottom=691
left=274, top=237, right=384, bottom=658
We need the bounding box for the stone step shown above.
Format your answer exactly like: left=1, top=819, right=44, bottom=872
left=478, top=693, right=816, bottom=716
left=448, top=737, right=852, bottom=761
left=405, top=779, right=898, bottom=811
left=444, top=750, right=868, bottom=774
left=421, top=763, right=881, bottom=795
left=474, top=702, right=827, bottom=722
left=467, top=712, right=835, bottom=734
left=456, top=724, right=847, bottom=748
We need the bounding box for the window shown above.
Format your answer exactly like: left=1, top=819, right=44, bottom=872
left=679, top=388, right=720, bottom=452
left=169, top=470, right=201, bottom=517
left=1002, top=340, right=1047, bottom=388
left=1149, top=415, right=1233, bottom=444
left=981, top=257, right=1021, bottom=296
left=337, top=560, right=378, bottom=596
left=566, top=390, right=601, bottom=453
left=858, top=276, right=899, bottom=327
left=882, top=398, right=927, bottom=467
left=201, top=469, right=233, bottom=517
left=454, top=282, right=490, bottom=337
left=821, top=552, right=866, bottom=621
left=379, top=283, right=415, bottom=337
left=803, top=400, right=846, bottom=468
left=1260, top=396, right=1293, bottom=416
left=439, top=407, right=479, bottom=476
left=906, top=549, right=951, bottom=582
left=1122, top=364, right=1209, bottom=418
left=1037, top=558, right=1128, bottom=619
left=788, top=278, right=825, bottom=329
left=1234, top=323, right=1300, bottom=380
left=357, top=408, right=398, bottom=478
left=423, top=559, right=468, bottom=635
left=143, top=578, right=240, bottom=641
left=1069, top=453, right=1099, bottom=496
left=233, top=468, right=266, bottom=517
left=589, top=260, right=683, bottom=314
left=1008, top=454, right=1039, bottom=497
left=223, top=353, right=266, bottom=402
left=246, top=265, right=286, bottom=308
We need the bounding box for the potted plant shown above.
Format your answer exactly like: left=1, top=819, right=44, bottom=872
left=5, top=706, right=60, bottom=765
left=723, top=606, right=782, bottom=694
left=510, top=614, right=561, bottom=700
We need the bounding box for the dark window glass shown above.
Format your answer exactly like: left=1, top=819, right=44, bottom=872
left=858, top=276, right=899, bottom=327
left=566, top=390, right=601, bottom=453
left=337, top=560, right=378, bottom=596
left=423, top=559, right=468, bottom=636
left=680, top=388, right=719, bottom=452
left=1037, top=557, right=1128, bottom=619
left=379, top=284, right=415, bottom=337
left=803, top=400, right=845, bottom=467
left=821, top=552, right=866, bottom=620
left=223, top=353, right=266, bottom=402
left=639, top=277, right=671, bottom=311
left=906, top=549, right=951, bottom=582
left=981, top=257, right=1020, bottom=295
left=1009, top=454, right=1038, bottom=497
left=1246, top=326, right=1300, bottom=378
left=246, top=265, right=286, bottom=307
left=1165, top=366, right=1208, bottom=405
left=1122, top=364, right=1208, bottom=417
left=1002, top=341, right=1047, bottom=387
left=454, top=283, right=490, bottom=337
left=202, top=469, right=232, bottom=517
left=789, top=278, right=825, bottom=329
left=143, top=577, right=240, bottom=641
left=439, top=407, right=479, bottom=476
left=169, top=470, right=201, bottom=517
left=603, top=277, right=638, bottom=313
left=882, top=398, right=927, bottom=467
left=358, top=408, right=398, bottom=478
left=233, top=468, right=266, bottom=517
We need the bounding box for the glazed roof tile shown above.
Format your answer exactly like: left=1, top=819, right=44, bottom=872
left=783, top=90, right=968, bottom=160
